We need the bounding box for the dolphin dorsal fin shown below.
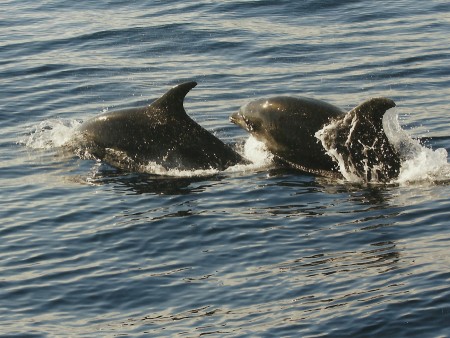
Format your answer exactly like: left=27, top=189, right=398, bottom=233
left=152, top=81, right=197, bottom=117
left=350, top=97, right=396, bottom=127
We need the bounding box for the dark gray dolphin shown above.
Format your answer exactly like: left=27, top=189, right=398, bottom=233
left=230, top=96, right=343, bottom=176
left=230, top=96, right=401, bottom=182
left=77, top=81, right=246, bottom=172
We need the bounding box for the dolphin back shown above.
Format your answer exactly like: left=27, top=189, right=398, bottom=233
left=152, top=81, right=197, bottom=118
left=76, top=82, right=246, bottom=172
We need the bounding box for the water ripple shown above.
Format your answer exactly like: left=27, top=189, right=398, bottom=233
left=1, top=0, right=450, bottom=336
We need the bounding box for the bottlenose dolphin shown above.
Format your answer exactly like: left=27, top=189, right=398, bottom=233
left=230, top=96, right=343, bottom=176
left=77, top=81, right=246, bottom=172
left=230, top=95, right=401, bottom=182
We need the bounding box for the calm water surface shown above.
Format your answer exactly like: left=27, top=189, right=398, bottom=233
left=1, top=1, right=450, bottom=337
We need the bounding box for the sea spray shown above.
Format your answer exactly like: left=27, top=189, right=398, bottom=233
left=315, top=98, right=400, bottom=183
left=383, top=110, right=450, bottom=184
left=317, top=109, right=450, bottom=185
left=242, top=135, right=274, bottom=167
left=20, top=119, right=82, bottom=150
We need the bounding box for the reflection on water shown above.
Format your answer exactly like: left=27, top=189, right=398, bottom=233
left=115, top=239, right=404, bottom=336
left=83, top=164, right=223, bottom=195
left=2, top=0, right=450, bottom=336
left=278, top=241, right=400, bottom=276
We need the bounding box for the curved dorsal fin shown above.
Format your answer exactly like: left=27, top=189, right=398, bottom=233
left=350, top=97, right=396, bottom=127
left=151, top=81, right=197, bottom=116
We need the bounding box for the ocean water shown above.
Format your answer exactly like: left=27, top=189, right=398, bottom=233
left=2, top=0, right=450, bottom=337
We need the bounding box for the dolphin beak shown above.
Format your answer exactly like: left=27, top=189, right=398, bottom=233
left=229, top=112, right=240, bottom=124
left=230, top=111, right=251, bottom=131
left=230, top=111, right=243, bottom=126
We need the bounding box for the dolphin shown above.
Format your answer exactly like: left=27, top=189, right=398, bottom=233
left=230, top=96, right=343, bottom=176
left=230, top=95, right=401, bottom=182
left=77, top=81, right=246, bottom=172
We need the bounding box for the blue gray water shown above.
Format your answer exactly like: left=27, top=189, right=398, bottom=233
left=2, top=1, right=450, bottom=337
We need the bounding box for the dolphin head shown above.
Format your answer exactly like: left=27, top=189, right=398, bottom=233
left=230, top=98, right=289, bottom=141
left=230, top=96, right=344, bottom=161
left=230, top=101, right=263, bottom=134
left=230, top=99, right=291, bottom=156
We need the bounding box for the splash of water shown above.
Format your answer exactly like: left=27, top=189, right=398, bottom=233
left=315, top=115, right=365, bottom=183
left=19, top=119, right=82, bottom=150
left=316, top=109, right=450, bottom=185
left=141, top=161, right=220, bottom=177
left=21, top=117, right=448, bottom=184
left=237, top=135, right=274, bottom=168
left=383, top=111, right=450, bottom=184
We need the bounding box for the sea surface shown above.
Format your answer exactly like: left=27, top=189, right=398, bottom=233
left=1, top=1, right=450, bottom=337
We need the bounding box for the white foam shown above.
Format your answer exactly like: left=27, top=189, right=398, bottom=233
left=315, top=118, right=363, bottom=183
left=19, top=119, right=82, bottom=150
left=140, top=162, right=221, bottom=177
left=384, top=111, right=450, bottom=184
left=241, top=135, right=274, bottom=167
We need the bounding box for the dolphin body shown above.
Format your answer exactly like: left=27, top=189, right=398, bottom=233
left=230, top=96, right=401, bottom=182
left=77, top=82, right=246, bottom=172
